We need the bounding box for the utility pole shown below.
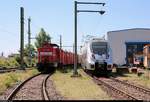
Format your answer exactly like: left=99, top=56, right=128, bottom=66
left=20, top=7, right=25, bottom=70
left=73, top=43, right=75, bottom=57
left=59, top=35, right=62, bottom=68
left=73, top=1, right=78, bottom=76
left=28, top=17, right=31, bottom=67
left=72, top=1, right=105, bottom=77
left=60, top=35, right=62, bottom=50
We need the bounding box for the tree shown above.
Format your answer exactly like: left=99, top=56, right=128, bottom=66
left=24, top=44, right=36, bottom=57
left=23, top=44, right=36, bottom=67
left=35, top=28, right=51, bottom=48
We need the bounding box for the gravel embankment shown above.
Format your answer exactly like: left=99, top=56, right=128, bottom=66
left=0, top=83, right=20, bottom=100
left=0, top=74, right=66, bottom=100
left=99, top=78, right=150, bottom=100
left=93, top=79, right=127, bottom=100
left=13, top=74, right=46, bottom=100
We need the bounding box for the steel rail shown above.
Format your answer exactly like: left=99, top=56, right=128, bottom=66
left=41, top=74, right=52, bottom=100
left=110, top=77, right=150, bottom=95
left=93, top=77, right=138, bottom=100
left=83, top=70, right=137, bottom=100
left=0, top=68, right=33, bottom=73
left=0, top=67, right=18, bottom=73
left=6, top=73, right=41, bottom=100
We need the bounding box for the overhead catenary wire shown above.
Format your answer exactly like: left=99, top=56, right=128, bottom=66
left=77, top=2, right=106, bottom=43
left=0, top=26, right=17, bottom=35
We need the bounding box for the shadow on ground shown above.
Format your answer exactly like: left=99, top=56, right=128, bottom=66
left=56, top=66, right=82, bottom=74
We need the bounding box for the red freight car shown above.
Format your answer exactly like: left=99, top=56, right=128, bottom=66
left=59, top=49, right=63, bottom=68
left=37, top=42, right=80, bottom=73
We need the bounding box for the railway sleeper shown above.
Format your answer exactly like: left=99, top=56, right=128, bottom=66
left=110, top=78, right=150, bottom=95
left=95, top=78, right=137, bottom=100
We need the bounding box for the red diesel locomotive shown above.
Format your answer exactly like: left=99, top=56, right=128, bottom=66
left=37, top=42, right=78, bottom=73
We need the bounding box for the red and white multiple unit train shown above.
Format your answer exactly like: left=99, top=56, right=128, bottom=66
left=37, top=42, right=80, bottom=73
left=80, top=38, right=113, bottom=76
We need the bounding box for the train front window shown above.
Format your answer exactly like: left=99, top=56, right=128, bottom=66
left=91, top=42, right=107, bottom=55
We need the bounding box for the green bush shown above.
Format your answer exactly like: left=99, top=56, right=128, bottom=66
left=0, top=58, right=6, bottom=67
left=23, top=56, right=36, bottom=67
left=0, top=58, right=19, bottom=68
left=0, top=55, right=36, bottom=68
left=8, top=58, right=19, bottom=67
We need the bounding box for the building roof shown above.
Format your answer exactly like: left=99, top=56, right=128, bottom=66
left=125, top=42, right=150, bottom=45
left=108, top=28, right=150, bottom=33
left=144, top=44, right=150, bottom=47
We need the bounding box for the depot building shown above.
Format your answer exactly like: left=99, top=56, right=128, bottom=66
left=107, top=28, right=150, bottom=66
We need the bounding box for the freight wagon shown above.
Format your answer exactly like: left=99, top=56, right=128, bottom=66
left=37, top=42, right=80, bottom=73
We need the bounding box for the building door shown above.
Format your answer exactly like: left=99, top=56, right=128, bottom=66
left=126, top=45, right=134, bottom=65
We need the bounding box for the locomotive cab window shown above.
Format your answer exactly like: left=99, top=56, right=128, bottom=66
left=91, top=42, right=108, bottom=56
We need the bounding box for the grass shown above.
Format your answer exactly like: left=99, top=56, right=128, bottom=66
left=51, top=68, right=111, bottom=100
left=0, top=68, right=39, bottom=95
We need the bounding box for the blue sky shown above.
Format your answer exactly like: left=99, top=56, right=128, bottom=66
left=0, top=0, right=150, bottom=56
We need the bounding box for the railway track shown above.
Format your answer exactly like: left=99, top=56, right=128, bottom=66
left=110, top=77, right=150, bottom=95
left=6, top=73, right=52, bottom=100
left=93, top=77, right=137, bottom=100
left=0, top=67, right=18, bottom=73
left=41, top=74, right=51, bottom=100
left=107, top=77, right=150, bottom=100
left=0, top=68, right=33, bottom=73
left=84, top=70, right=150, bottom=100
left=94, top=77, right=138, bottom=100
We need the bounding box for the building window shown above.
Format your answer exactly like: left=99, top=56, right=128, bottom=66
left=137, top=44, right=143, bottom=52
left=149, top=47, right=150, bottom=54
